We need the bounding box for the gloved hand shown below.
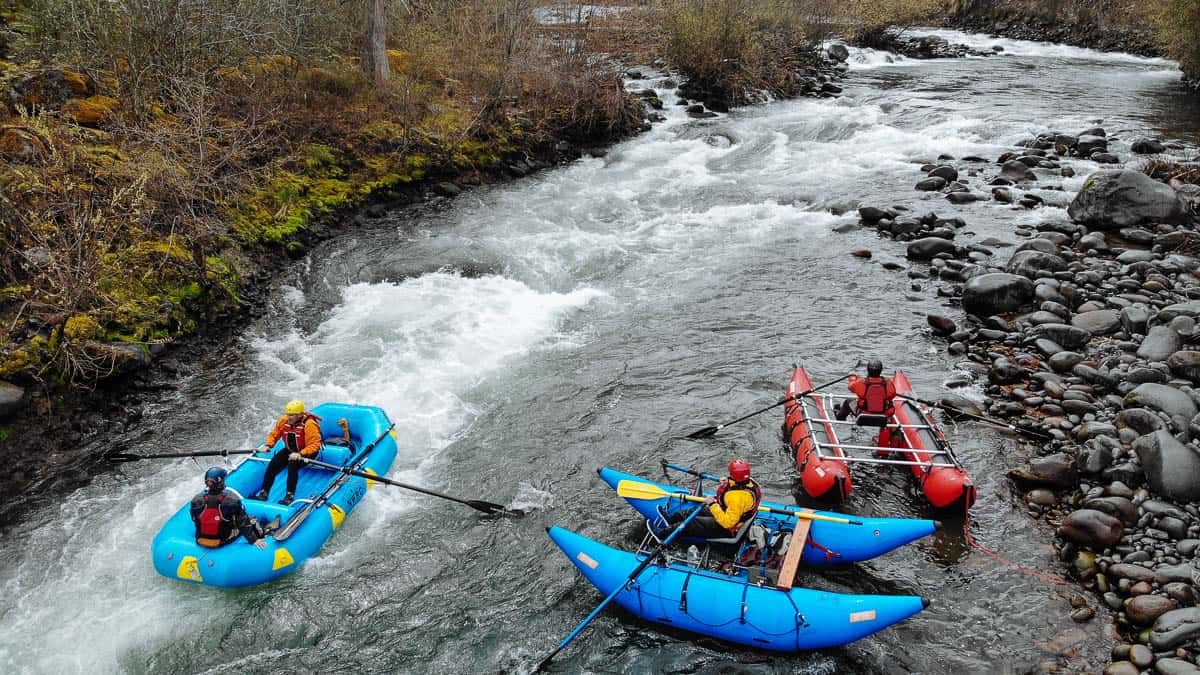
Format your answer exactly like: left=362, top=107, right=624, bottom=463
left=254, top=539, right=267, bottom=550
left=289, top=452, right=301, bottom=461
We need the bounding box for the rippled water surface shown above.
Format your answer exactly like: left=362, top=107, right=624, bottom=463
left=2, top=29, right=1198, bottom=674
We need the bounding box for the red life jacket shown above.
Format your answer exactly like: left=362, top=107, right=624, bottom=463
left=196, top=492, right=231, bottom=548
left=858, top=377, right=894, bottom=415
left=280, top=412, right=322, bottom=454
left=715, top=478, right=762, bottom=534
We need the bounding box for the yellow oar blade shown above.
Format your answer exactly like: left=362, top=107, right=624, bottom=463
left=615, top=479, right=856, bottom=525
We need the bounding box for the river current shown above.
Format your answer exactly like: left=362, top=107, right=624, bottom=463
left=1, top=29, right=1197, bottom=675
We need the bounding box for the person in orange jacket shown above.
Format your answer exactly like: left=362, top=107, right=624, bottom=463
left=838, top=359, right=898, bottom=446
left=250, top=400, right=323, bottom=505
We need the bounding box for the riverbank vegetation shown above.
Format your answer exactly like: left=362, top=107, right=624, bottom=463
left=0, top=0, right=644, bottom=395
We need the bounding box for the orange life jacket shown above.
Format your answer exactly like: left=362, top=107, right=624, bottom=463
left=855, top=376, right=895, bottom=415
left=279, top=412, right=322, bottom=455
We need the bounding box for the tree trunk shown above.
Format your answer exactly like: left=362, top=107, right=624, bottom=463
left=362, top=0, right=390, bottom=87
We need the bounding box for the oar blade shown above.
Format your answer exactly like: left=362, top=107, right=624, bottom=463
left=103, top=451, right=142, bottom=463
left=615, top=479, right=672, bottom=501
left=685, top=426, right=719, bottom=440
left=468, top=500, right=521, bottom=517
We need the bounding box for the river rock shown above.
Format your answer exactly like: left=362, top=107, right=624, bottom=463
left=1067, top=170, right=1184, bottom=229
left=1058, top=509, right=1124, bottom=550
left=1131, top=138, right=1166, bottom=154
left=1029, top=323, right=1092, bottom=350
left=1128, top=594, right=1179, bottom=625
left=1072, top=309, right=1121, bottom=336
left=1151, top=608, right=1200, bottom=650
left=1134, top=429, right=1200, bottom=502
left=0, top=127, right=50, bottom=163
left=1168, top=352, right=1200, bottom=383
left=1049, top=351, right=1084, bottom=373
left=1139, top=326, right=1184, bottom=362
left=1125, top=384, right=1199, bottom=420
left=0, top=380, right=28, bottom=420
left=1084, top=496, right=1138, bottom=525
left=1103, top=662, right=1139, bottom=675
left=1158, top=301, right=1200, bottom=324
left=1154, top=658, right=1200, bottom=675
left=929, top=165, right=958, bottom=182
left=1116, top=408, right=1165, bottom=435
left=1121, top=305, right=1152, bottom=336
left=963, top=273, right=1035, bottom=316
left=907, top=237, right=957, bottom=260
left=1008, top=452, right=1077, bottom=489
left=859, top=206, right=893, bottom=223
left=916, top=176, right=947, bottom=191
left=927, top=315, right=956, bottom=336
left=826, top=43, right=850, bottom=62
left=1077, top=135, right=1108, bottom=156
left=1006, top=250, right=1067, bottom=279
left=1000, top=159, right=1036, bottom=182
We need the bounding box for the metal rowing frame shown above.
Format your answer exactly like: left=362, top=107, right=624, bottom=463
left=795, top=392, right=967, bottom=472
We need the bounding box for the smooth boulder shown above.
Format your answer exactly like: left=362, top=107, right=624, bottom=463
left=963, top=273, right=1034, bottom=316
left=1058, top=509, right=1124, bottom=550
left=1067, top=170, right=1184, bottom=229
left=1125, top=383, right=1199, bottom=420
left=1134, top=430, right=1200, bottom=502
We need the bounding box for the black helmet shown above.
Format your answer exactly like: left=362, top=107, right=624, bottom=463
left=204, top=467, right=227, bottom=491
left=867, top=359, right=883, bottom=377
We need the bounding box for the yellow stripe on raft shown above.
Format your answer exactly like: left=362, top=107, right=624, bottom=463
left=364, top=467, right=378, bottom=490
left=177, top=556, right=203, bottom=582
left=329, top=503, right=346, bottom=529
left=273, top=547, right=295, bottom=570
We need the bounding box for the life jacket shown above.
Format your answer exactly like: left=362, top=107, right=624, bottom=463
left=280, top=412, right=322, bottom=454
left=858, top=376, right=895, bottom=415
left=196, top=492, right=232, bottom=548
left=715, top=478, right=762, bottom=534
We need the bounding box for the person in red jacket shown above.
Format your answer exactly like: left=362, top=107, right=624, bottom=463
left=250, top=399, right=323, bottom=505
left=838, top=359, right=898, bottom=446
left=191, top=467, right=266, bottom=549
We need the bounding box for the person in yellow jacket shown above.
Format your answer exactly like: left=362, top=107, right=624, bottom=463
left=250, top=400, right=323, bottom=506
left=670, top=459, right=762, bottom=539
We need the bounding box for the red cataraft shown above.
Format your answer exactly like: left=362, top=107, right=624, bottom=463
left=783, top=367, right=977, bottom=510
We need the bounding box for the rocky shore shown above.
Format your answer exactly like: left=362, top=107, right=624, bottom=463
left=946, top=5, right=1157, bottom=59
left=854, top=117, right=1200, bottom=672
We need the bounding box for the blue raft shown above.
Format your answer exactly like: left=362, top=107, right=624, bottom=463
left=151, top=403, right=398, bottom=588
left=548, top=526, right=928, bottom=651
left=597, top=467, right=938, bottom=565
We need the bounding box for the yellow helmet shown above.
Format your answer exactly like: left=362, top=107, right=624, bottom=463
left=284, top=400, right=305, bottom=415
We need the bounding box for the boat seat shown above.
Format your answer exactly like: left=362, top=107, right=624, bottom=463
left=855, top=413, right=888, bottom=428
left=315, top=444, right=353, bottom=467
left=704, top=516, right=756, bottom=546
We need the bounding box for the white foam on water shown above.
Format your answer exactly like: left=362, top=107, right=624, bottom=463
left=0, top=272, right=603, bottom=674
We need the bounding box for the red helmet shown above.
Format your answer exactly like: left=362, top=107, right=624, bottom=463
left=729, top=458, right=751, bottom=482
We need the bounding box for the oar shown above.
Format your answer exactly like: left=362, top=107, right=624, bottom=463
left=303, top=457, right=520, bottom=517
left=684, top=366, right=860, bottom=439
left=660, top=460, right=719, bottom=482
left=104, top=448, right=260, bottom=463
left=616, top=479, right=862, bottom=525
left=536, top=505, right=705, bottom=670
left=896, top=394, right=1053, bottom=441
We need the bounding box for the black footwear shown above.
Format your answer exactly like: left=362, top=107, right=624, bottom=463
left=279, top=492, right=295, bottom=506
left=250, top=489, right=268, bottom=500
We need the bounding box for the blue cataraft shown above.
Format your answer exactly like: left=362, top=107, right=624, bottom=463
left=151, top=403, right=398, bottom=588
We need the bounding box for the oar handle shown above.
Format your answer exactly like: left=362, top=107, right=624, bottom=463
left=897, top=393, right=1051, bottom=441
left=104, top=448, right=259, bottom=462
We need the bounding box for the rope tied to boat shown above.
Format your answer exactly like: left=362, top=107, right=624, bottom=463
left=961, top=499, right=1068, bottom=586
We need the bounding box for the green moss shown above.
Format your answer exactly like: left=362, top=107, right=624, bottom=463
left=63, top=315, right=102, bottom=340
left=0, top=427, right=11, bottom=443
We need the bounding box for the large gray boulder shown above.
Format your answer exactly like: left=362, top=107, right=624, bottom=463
left=906, top=237, right=957, bottom=260
left=1158, top=301, right=1200, bottom=324
left=1151, top=608, right=1200, bottom=650
left=1134, top=430, right=1200, bottom=502
left=1167, top=351, right=1200, bottom=384
left=1072, top=309, right=1121, bottom=336
left=1058, top=508, right=1124, bottom=549
left=1138, top=325, right=1184, bottom=362
left=962, top=273, right=1034, bottom=316
left=1029, top=323, right=1092, bottom=350
left=1006, top=250, right=1066, bottom=279
left=1121, top=304, right=1152, bottom=336
left=1067, top=170, right=1184, bottom=229
left=1125, top=383, right=1199, bottom=420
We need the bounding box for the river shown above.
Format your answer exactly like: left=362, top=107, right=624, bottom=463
left=1, top=28, right=1197, bottom=675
